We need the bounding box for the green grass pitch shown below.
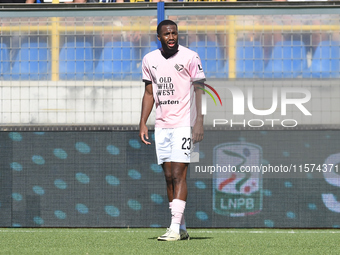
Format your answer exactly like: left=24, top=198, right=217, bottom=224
left=0, top=228, right=339, bottom=255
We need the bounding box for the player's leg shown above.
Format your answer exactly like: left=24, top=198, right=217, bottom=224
left=170, top=162, right=190, bottom=240
left=162, top=161, right=175, bottom=233
left=155, top=128, right=174, bottom=208
left=170, top=162, right=188, bottom=233
left=157, top=127, right=190, bottom=241
left=172, top=162, right=188, bottom=201
left=161, top=162, right=180, bottom=240
left=162, top=162, right=174, bottom=202
left=162, top=161, right=187, bottom=235
left=170, top=127, right=193, bottom=240
left=158, top=162, right=187, bottom=241
left=172, top=162, right=189, bottom=234
left=156, top=130, right=181, bottom=241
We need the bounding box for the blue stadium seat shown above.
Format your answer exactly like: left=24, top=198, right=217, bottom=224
left=94, top=41, right=139, bottom=80
left=141, top=41, right=158, bottom=59
left=8, top=40, right=51, bottom=80
left=303, top=41, right=340, bottom=78
left=133, top=41, right=159, bottom=80
left=263, top=41, right=308, bottom=78
left=0, top=43, right=10, bottom=76
left=59, top=40, right=93, bottom=80
left=189, top=41, right=225, bottom=78
left=236, top=40, right=264, bottom=78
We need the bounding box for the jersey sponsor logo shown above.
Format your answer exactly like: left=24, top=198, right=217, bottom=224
left=159, top=99, right=179, bottom=105
left=157, top=77, right=175, bottom=96
left=174, top=64, right=184, bottom=72
left=152, top=65, right=158, bottom=70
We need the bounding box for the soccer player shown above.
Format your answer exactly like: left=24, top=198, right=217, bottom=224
left=139, top=20, right=205, bottom=241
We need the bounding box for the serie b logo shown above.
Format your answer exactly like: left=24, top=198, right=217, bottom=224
left=213, top=142, right=263, bottom=216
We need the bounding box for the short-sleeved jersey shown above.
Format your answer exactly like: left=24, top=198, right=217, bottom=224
left=142, top=45, right=205, bottom=128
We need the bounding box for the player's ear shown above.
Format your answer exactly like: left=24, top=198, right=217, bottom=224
left=157, top=35, right=160, bottom=41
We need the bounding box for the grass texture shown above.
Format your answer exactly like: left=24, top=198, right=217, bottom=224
left=0, top=228, right=339, bottom=255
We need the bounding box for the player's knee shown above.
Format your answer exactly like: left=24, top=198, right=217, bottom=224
left=164, top=174, right=172, bottom=184
left=172, top=175, right=186, bottom=185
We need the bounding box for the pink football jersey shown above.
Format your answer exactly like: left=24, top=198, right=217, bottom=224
left=142, top=45, right=206, bottom=128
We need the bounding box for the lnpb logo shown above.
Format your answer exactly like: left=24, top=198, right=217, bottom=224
left=196, top=83, right=222, bottom=115
left=213, top=142, right=263, bottom=217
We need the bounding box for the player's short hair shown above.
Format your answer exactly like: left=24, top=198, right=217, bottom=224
left=157, top=20, right=178, bottom=36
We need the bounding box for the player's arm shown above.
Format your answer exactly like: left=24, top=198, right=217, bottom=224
left=193, top=80, right=205, bottom=144
left=139, top=81, right=154, bottom=145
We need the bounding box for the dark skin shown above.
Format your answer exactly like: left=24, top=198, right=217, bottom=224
left=139, top=24, right=204, bottom=202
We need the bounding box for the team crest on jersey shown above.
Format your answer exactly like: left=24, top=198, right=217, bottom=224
left=174, top=64, right=184, bottom=72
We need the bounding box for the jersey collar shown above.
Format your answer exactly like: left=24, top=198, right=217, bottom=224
left=160, top=44, right=181, bottom=59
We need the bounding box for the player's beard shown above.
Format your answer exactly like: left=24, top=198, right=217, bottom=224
left=161, top=40, right=179, bottom=56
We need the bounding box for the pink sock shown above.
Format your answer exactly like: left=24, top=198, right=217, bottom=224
left=170, top=199, right=186, bottom=233
left=180, top=213, right=187, bottom=231
left=169, top=201, right=187, bottom=231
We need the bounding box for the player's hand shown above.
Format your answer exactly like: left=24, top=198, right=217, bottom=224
left=192, top=121, right=204, bottom=144
left=139, top=124, right=151, bottom=145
